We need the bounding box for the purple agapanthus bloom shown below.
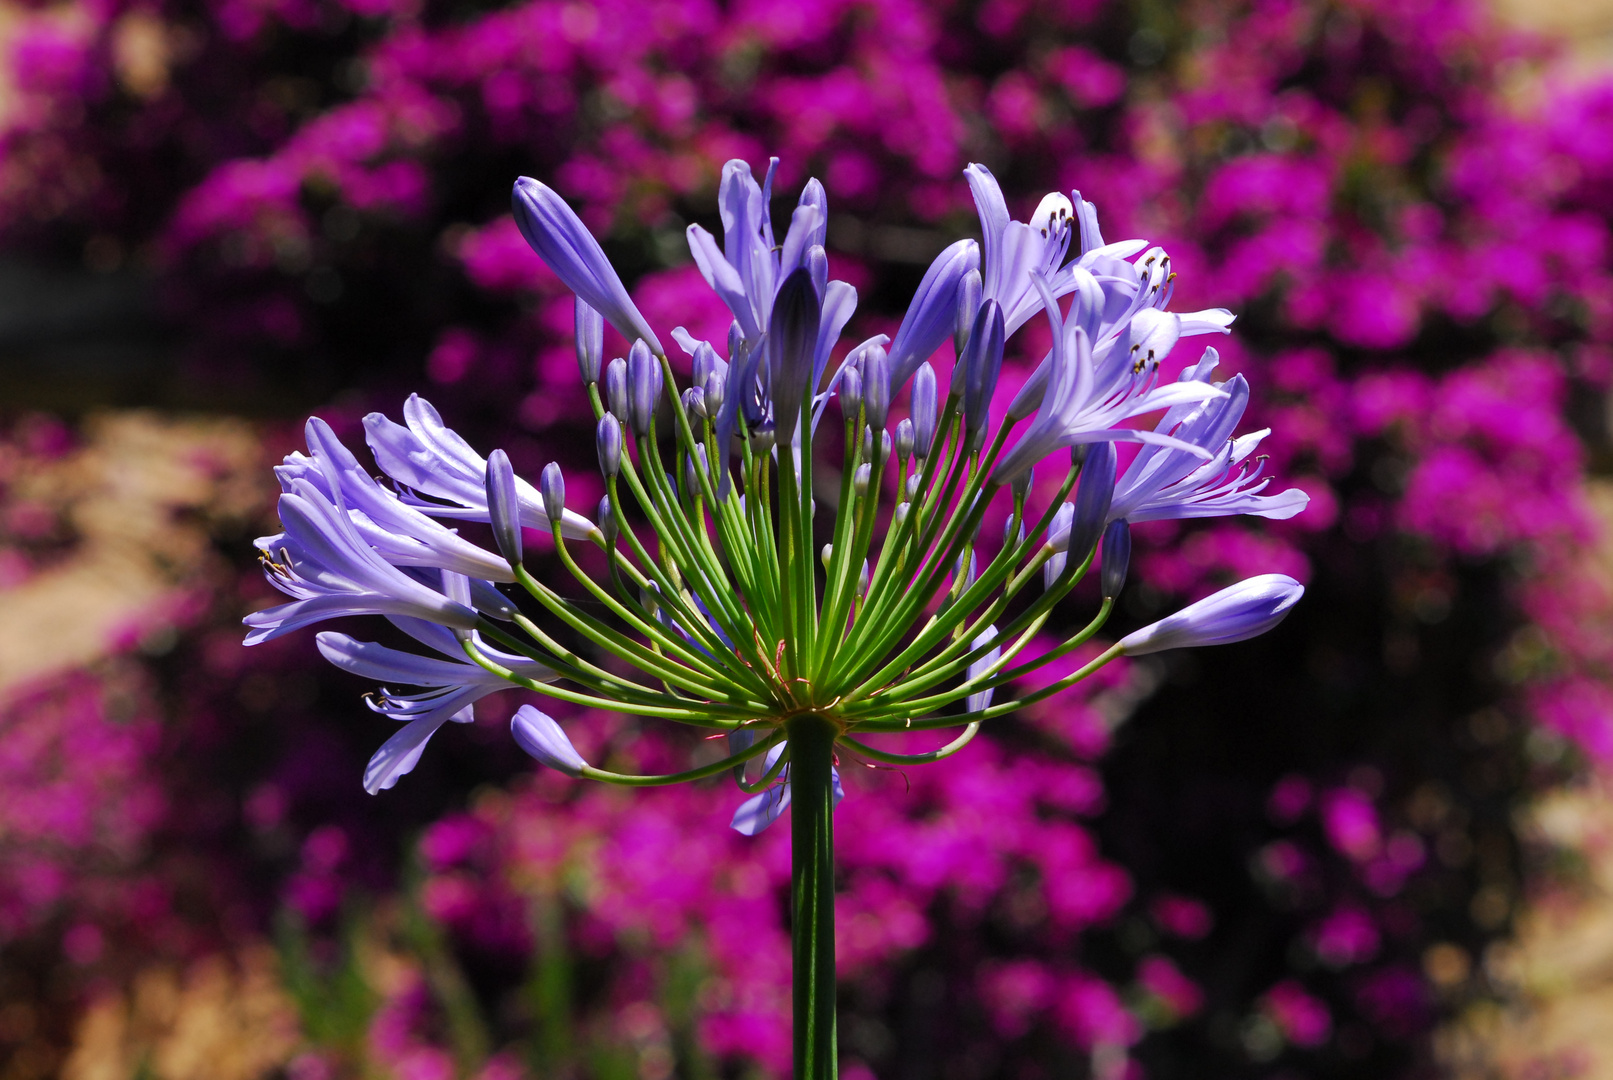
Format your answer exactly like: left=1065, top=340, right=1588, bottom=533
left=318, top=618, right=558, bottom=793
left=1107, top=349, right=1311, bottom=524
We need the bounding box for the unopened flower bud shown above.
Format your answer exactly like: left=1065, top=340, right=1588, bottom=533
left=683, top=386, right=708, bottom=422
left=1044, top=503, right=1075, bottom=588
left=961, top=299, right=1005, bottom=441
left=598, top=494, right=618, bottom=543
left=821, top=543, right=833, bottom=568
left=750, top=427, right=775, bottom=455
left=628, top=339, right=660, bottom=437
left=1101, top=519, right=1131, bottom=599
left=485, top=449, right=522, bottom=566
left=863, top=344, right=891, bottom=430
left=683, top=452, right=707, bottom=498
left=540, top=462, right=566, bottom=524
left=895, top=418, right=915, bottom=462
left=911, top=362, right=937, bottom=459
left=605, top=357, right=628, bottom=419
left=965, top=625, right=1000, bottom=714
left=853, top=463, right=871, bottom=498
left=511, top=705, right=588, bottom=776
left=807, top=245, right=828, bottom=298
left=839, top=367, right=863, bottom=416
left=906, top=474, right=920, bottom=500
left=596, top=415, right=622, bottom=479
left=1003, top=514, right=1024, bottom=549
left=703, top=369, right=725, bottom=417
left=691, top=341, right=718, bottom=393
left=1065, top=441, right=1115, bottom=561
left=1119, top=575, right=1304, bottom=655
left=769, top=267, right=821, bottom=444
left=856, top=559, right=870, bottom=598
left=575, top=298, right=604, bottom=385
left=954, top=267, right=983, bottom=362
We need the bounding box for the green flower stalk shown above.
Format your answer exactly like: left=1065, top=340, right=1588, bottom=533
left=246, top=156, right=1308, bottom=1079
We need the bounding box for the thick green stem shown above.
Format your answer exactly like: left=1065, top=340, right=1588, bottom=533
left=788, top=714, right=838, bottom=1080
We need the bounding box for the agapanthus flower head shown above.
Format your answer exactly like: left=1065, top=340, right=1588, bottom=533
left=244, top=157, right=1305, bottom=821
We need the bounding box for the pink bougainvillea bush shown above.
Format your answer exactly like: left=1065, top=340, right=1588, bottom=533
left=3, top=0, right=1612, bottom=1075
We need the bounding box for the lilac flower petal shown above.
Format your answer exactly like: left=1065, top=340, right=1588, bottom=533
left=363, top=713, right=459, bottom=795
left=966, top=626, right=1002, bottom=713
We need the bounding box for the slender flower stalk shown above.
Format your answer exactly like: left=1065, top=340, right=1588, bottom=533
left=245, top=158, right=1308, bottom=1080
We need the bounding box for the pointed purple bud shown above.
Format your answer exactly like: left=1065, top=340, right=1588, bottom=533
left=961, top=300, right=1006, bottom=442
left=605, top=357, right=628, bottom=419
left=863, top=344, right=891, bottom=430
left=853, top=463, right=871, bottom=498
left=955, top=268, right=983, bottom=365
left=768, top=267, right=821, bottom=443
left=485, top=449, right=522, bottom=565
left=1045, top=502, right=1071, bottom=586
left=598, top=494, right=618, bottom=543
left=540, top=462, right=565, bottom=525
left=575, top=298, right=604, bottom=385
left=911, top=362, right=937, bottom=459
left=691, top=340, right=718, bottom=391
left=727, top=320, right=744, bottom=361
left=857, top=558, right=871, bottom=598
left=511, top=705, right=588, bottom=776
left=807, top=245, right=828, bottom=298
left=966, top=626, right=1001, bottom=713
left=888, top=238, right=979, bottom=391
left=1065, top=441, right=1115, bottom=561
left=683, top=386, right=708, bottom=422
left=703, top=368, right=726, bottom=418
left=596, top=415, right=622, bottom=479
left=1101, top=519, right=1131, bottom=599
left=839, top=366, right=863, bottom=416
left=1119, top=574, right=1304, bottom=655
left=895, top=418, right=915, bottom=462
left=627, top=339, right=659, bottom=437
left=511, top=178, right=662, bottom=355
left=1004, top=513, right=1024, bottom=548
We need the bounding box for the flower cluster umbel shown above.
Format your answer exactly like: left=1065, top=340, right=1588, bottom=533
left=245, top=158, right=1306, bottom=829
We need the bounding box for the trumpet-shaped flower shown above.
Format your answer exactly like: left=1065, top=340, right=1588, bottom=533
left=993, top=276, right=1228, bottom=483
left=1107, top=350, right=1311, bottom=524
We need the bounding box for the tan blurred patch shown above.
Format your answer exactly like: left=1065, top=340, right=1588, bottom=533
left=1441, top=780, right=1613, bottom=1078
left=1440, top=479, right=1613, bottom=1078
left=58, top=947, right=301, bottom=1080
left=0, top=1, right=95, bottom=132
left=1491, top=0, right=1613, bottom=75
left=0, top=411, right=269, bottom=698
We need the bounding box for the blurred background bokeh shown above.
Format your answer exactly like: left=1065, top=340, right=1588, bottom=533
left=5, top=0, right=1613, bottom=1076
